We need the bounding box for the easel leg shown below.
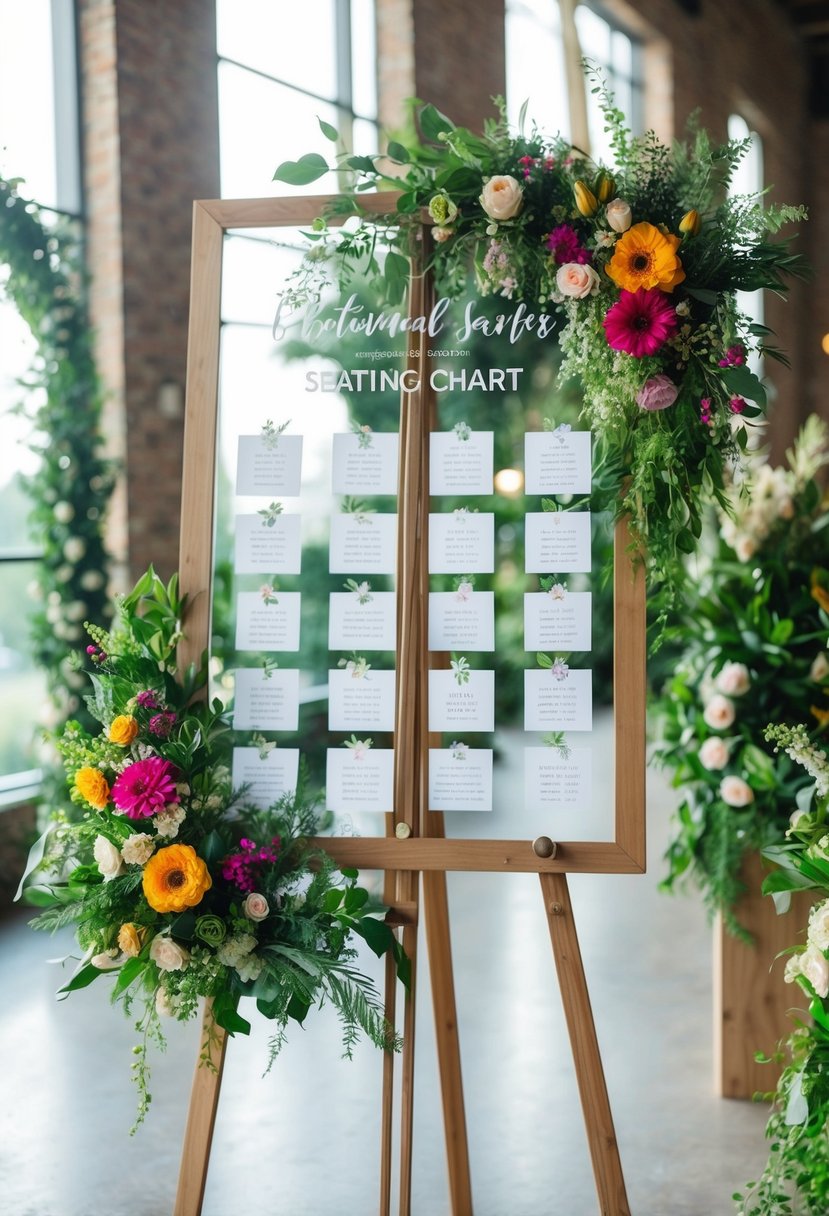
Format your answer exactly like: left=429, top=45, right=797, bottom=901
left=379, top=857, right=398, bottom=1216
left=422, top=830, right=473, bottom=1215
left=540, top=873, right=630, bottom=1216
left=397, top=871, right=419, bottom=1216
left=173, top=998, right=229, bottom=1216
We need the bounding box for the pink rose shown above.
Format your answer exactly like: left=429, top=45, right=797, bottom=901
left=715, top=662, right=751, bottom=697
left=719, top=775, right=754, bottom=808
left=556, top=262, right=600, bottom=299
left=242, top=892, right=270, bottom=922
left=636, top=374, right=679, bottom=412
left=149, top=935, right=190, bottom=972
left=699, top=737, right=729, bottom=771
left=703, top=694, right=735, bottom=731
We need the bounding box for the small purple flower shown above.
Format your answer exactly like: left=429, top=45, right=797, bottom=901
left=728, top=396, right=746, bottom=415
left=148, top=711, right=177, bottom=737
left=546, top=224, right=591, bottom=266
left=136, top=690, right=160, bottom=709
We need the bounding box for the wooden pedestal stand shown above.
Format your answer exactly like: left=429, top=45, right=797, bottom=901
left=173, top=194, right=647, bottom=1216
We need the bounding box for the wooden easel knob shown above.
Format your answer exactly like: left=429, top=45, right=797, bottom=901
left=532, top=836, right=557, bottom=858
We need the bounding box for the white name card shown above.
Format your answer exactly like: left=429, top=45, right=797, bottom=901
left=524, top=512, right=591, bottom=574
left=232, top=746, right=300, bottom=808
left=328, top=591, right=397, bottom=651
left=332, top=432, right=400, bottom=495
left=328, top=669, right=396, bottom=732
left=428, top=669, right=495, bottom=732
left=428, top=591, right=495, bottom=652
left=329, top=514, right=397, bottom=575
left=232, top=668, right=300, bottom=731
left=429, top=430, right=494, bottom=495
left=428, top=747, right=493, bottom=811
left=235, top=592, right=301, bottom=652
left=523, top=590, right=592, bottom=651
left=236, top=434, right=303, bottom=497
left=524, top=431, right=592, bottom=495
left=428, top=513, right=495, bottom=574
left=326, top=747, right=394, bottom=814
left=524, top=668, right=592, bottom=731
left=524, top=747, right=592, bottom=810
left=234, top=514, right=302, bottom=575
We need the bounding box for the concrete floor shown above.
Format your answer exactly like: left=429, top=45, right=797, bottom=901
left=0, top=723, right=774, bottom=1215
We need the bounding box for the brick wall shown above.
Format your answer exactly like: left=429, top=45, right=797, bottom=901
left=79, top=0, right=220, bottom=584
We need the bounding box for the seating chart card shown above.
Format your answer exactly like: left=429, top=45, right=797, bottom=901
left=428, top=667, right=495, bottom=732
left=524, top=746, right=592, bottom=810
left=524, top=588, right=592, bottom=651
left=332, top=431, right=400, bottom=495
left=232, top=668, right=300, bottom=732
left=325, top=744, right=394, bottom=814
left=329, top=513, right=397, bottom=575
left=524, top=428, right=592, bottom=496
left=235, top=591, right=301, bottom=652
left=234, top=512, right=302, bottom=575
left=429, top=744, right=493, bottom=811
left=524, top=667, right=593, bottom=732
left=429, top=425, right=494, bottom=495
left=328, top=668, right=396, bottom=732
left=524, top=511, right=591, bottom=574
left=428, top=511, right=495, bottom=574
left=428, top=588, right=495, bottom=652
left=328, top=589, right=396, bottom=651
left=236, top=434, right=303, bottom=497
left=231, top=746, right=300, bottom=808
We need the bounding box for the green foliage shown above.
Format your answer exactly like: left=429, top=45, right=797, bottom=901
left=0, top=176, right=114, bottom=756
left=652, top=419, right=829, bottom=932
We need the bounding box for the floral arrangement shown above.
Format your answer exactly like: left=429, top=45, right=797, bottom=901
left=653, top=418, right=829, bottom=932
left=735, top=721, right=829, bottom=1214
left=17, top=569, right=405, bottom=1128
left=0, top=175, right=113, bottom=754
left=273, top=75, right=807, bottom=591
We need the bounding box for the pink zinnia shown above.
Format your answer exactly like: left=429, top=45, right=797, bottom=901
left=112, top=756, right=179, bottom=819
left=603, top=289, right=678, bottom=358
left=546, top=223, right=591, bottom=265
left=148, top=711, right=177, bottom=737
left=136, top=690, right=160, bottom=709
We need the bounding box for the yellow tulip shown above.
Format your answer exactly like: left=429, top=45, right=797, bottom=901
left=573, top=180, right=598, bottom=217
left=679, top=209, right=701, bottom=237
left=595, top=172, right=615, bottom=203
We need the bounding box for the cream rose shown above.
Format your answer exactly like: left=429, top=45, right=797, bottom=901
left=808, top=900, right=829, bottom=952
left=242, top=892, right=270, bottom=922
left=555, top=262, right=600, bottom=299
left=121, top=832, right=155, bottom=866
left=702, top=694, right=735, bottom=731
left=479, top=175, right=523, bottom=222
left=91, top=949, right=125, bottom=970
left=800, top=945, right=829, bottom=998
left=783, top=953, right=802, bottom=984
left=811, top=653, right=829, bottom=682
left=155, top=986, right=178, bottom=1017
left=93, top=834, right=125, bottom=882
left=605, top=198, right=632, bottom=233
left=719, top=775, right=754, bottom=808
left=716, top=662, right=751, bottom=697
left=699, top=737, right=729, bottom=771
left=149, top=935, right=190, bottom=972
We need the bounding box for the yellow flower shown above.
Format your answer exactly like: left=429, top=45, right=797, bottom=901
left=573, top=180, right=598, bottom=217
left=75, top=766, right=110, bottom=810
left=811, top=705, right=829, bottom=729
left=595, top=172, right=615, bottom=203
left=108, top=714, right=139, bottom=745
left=142, top=843, right=212, bottom=914
left=679, top=209, right=701, bottom=236
left=811, top=572, right=829, bottom=613
left=117, top=922, right=147, bottom=957
left=605, top=221, right=686, bottom=293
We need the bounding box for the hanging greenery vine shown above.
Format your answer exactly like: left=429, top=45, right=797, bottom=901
left=0, top=175, right=114, bottom=752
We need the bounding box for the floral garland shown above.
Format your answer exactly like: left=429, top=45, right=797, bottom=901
left=274, top=78, right=807, bottom=596
left=0, top=175, right=113, bottom=742
left=653, top=418, right=829, bottom=932
left=17, top=570, right=405, bottom=1128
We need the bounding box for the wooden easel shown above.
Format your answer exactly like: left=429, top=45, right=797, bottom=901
left=173, top=194, right=646, bottom=1216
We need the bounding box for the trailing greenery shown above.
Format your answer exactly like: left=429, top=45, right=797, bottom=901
left=0, top=175, right=113, bottom=750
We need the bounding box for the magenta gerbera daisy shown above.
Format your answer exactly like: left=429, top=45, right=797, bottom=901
left=603, top=288, right=678, bottom=358
left=112, top=756, right=179, bottom=819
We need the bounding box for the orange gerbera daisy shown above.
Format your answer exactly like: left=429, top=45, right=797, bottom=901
left=142, top=843, right=212, bottom=913
left=606, top=222, right=685, bottom=293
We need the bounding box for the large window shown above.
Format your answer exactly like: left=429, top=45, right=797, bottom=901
left=0, top=0, right=82, bottom=791
left=506, top=1, right=642, bottom=158
left=728, top=113, right=765, bottom=376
